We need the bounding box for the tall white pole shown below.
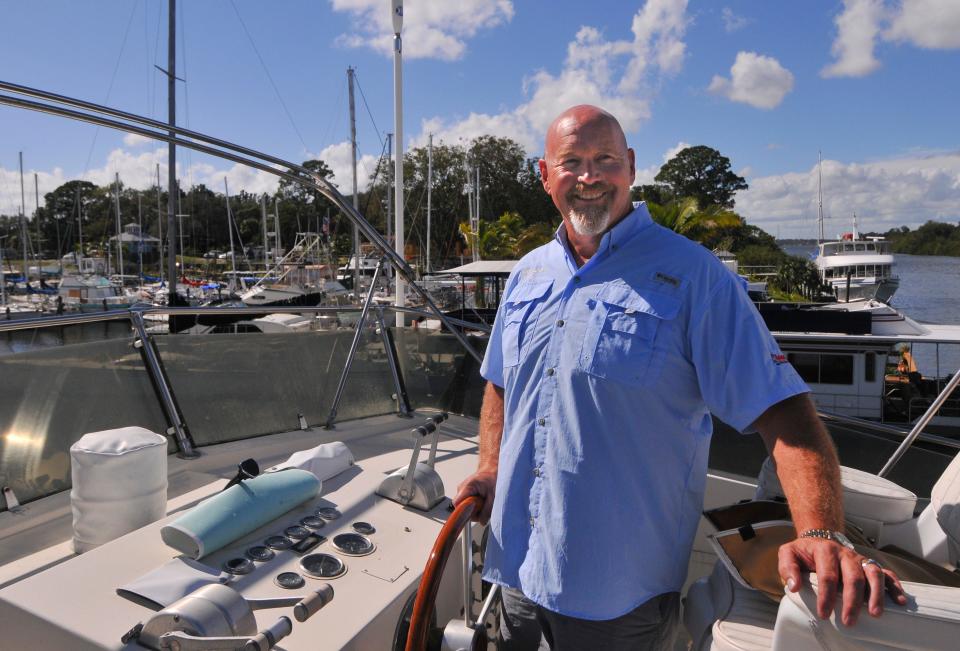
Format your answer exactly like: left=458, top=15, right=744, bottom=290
left=114, top=173, right=123, bottom=279
left=386, top=133, right=393, bottom=251
left=261, top=195, right=269, bottom=270
left=77, top=186, right=84, bottom=262
left=392, top=0, right=405, bottom=325
left=347, top=67, right=360, bottom=294
left=34, top=173, right=41, bottom=264
left=426, top=133, right=432, bottom=274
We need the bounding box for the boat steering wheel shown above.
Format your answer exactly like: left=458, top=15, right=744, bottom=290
left=404, top=495, right=485, bottom=651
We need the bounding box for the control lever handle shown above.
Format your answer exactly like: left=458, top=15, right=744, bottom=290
left=293, top=584, right=335, bottom=622
left=158, top=616, right=292, bottom=651
left=243, top=616, right=292, bottom=651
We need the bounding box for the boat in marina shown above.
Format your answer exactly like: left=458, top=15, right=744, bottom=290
left=3, top=12, right=960, bottom=651
left=813, top=226, right=900, bottom=303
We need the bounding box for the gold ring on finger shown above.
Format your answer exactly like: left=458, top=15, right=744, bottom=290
left=861, top=558, right=883, bottom=570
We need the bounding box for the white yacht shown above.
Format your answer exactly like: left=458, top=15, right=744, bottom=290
left=814, top=223, right=900, bottom=303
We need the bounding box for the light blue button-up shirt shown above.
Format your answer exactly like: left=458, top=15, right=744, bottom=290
left=479, top=203, right=808, bottom=620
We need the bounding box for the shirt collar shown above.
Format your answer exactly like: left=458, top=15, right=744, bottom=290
left=553, top=202, right=654, bottom=260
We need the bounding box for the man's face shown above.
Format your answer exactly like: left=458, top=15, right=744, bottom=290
left=539, top=110, right=636, bottom=236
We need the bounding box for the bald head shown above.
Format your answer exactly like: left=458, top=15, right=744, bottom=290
left=538, top=105, right=636, bottom=241
left=545, top=105, right=628, bottom=162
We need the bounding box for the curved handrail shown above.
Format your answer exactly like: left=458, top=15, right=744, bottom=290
left=405, top=495, right=482, bottom=651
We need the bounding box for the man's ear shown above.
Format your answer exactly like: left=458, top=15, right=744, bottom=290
left=628, top=148, right=636, bottom=182
left=538, top=158, right=550, bottom=192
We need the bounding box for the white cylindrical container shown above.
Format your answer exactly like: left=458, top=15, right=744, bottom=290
left=70, top=427, right=168, bottom=553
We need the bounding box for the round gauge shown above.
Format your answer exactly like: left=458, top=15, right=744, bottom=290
left=332, top=532, right=375, bottom=556
left=300, top=515, right=326, bottom=530
left=299, top=553, right=347, bottom=579
left=264, top=535, right=294, bottom=550
left=246, top=545, right=275, bottom=562
left=274, top=572, right=306, bottom=589
left=222, top=557, right=255, bottom=575
left=315, top=507, right=342, bottom=521
left=352, top=521, right=376, bottom=535
left=284, top=525, right=311, bottom=540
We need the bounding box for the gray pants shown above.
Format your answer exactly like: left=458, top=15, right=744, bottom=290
left=499, top=586, right=680, bottom=651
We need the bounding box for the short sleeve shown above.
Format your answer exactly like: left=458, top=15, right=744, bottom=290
left=480, top=271, right=523, bottom=388
left=689, top=272, right=809, bottom=432
left=479, top=300, right=506, bottom=388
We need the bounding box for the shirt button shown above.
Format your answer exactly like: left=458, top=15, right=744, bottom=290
left=546, top=368, right=555, bottom=376
left=556, top=319, right=565, bottom=327
left=538, top=418, right=546, bottom=426
left=573, top=277, right=581, bottom=283
left=529, top=516, right=535, bottom=527
left=533, top=467, right=540, bottom=477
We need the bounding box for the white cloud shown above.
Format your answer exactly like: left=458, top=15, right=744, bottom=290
left=708, top=51, right=794, bottom=109
left=886, top=0, right=960, bottom=49
left=633, top=141, right=691, bottom=186
left=310, top=141, right=380, bottom=193
left=331, top=0, right=514, bottom=60
left=822, top=0, right=960, bottom=79
left=736, top=151, right=960, bottom=235
left=821, top=0, right=885, bottom=78
left=415, top=0, right=690, bottom=154
left=123, top=133, right=153, bottom=147
left=721, top=7, right=749, bottom=33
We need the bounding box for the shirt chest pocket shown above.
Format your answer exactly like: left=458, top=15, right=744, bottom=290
left=502, top=279, right=553, bottom=368
left=581, top=284, right=680, bottom=387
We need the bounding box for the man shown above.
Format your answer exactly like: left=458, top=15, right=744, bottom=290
left=454, top=105, right=906, bottom=650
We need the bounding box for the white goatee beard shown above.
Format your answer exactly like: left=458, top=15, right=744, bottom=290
left=567, top=204, right=612, bottom=236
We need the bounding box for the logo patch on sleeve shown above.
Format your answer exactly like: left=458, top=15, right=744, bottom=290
left=771, top=353, right=788, bottom=365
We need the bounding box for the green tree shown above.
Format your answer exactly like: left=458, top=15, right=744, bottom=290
left=654, top=146, right=748, bottom=209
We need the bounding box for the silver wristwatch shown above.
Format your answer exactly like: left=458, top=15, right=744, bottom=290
left=800, top=528, right=855, bottom=550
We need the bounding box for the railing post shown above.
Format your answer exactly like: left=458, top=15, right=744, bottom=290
left=375, top=306, right=412, bottom=417
left=324, top=257, right=386, bottom=429
left=130, top=310, right=199, bottom=458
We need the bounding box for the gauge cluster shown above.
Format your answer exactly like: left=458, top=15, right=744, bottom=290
left=216, top=502, right=381, bottom=590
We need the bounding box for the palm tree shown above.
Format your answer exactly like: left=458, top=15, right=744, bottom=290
left=646, top=198, right=743, bottom=242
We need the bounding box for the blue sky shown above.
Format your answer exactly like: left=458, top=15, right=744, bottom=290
left=1, top=0, right=958, bottom=238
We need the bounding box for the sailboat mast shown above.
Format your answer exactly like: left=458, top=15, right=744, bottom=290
left=165, top=0, right=178, bottom=298
left=77, top=186, right=83, bottom=261
left=224, top=177, right=237, bottom=291
left=137, top=193, right=143, bottom=288
left=34, top=173, right=40, bottom=264
left=392, top=0, right=405, bottom=324
left=817, top=150, right=824, bottom=243
left=347, top=67, right=360, bottom=294
left=156, top=164, right=163, bottom=283
left=426, top=133, right=432, bottom=274
left=114, top=173, right=123, bottom=279
left=261, top=195, right=269, bottom=270
left=19, top=151, right=27, bottom=280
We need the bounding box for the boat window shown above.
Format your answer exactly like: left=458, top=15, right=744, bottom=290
left=820, top=354, right=854, bottom=384
left=787, top=353, right=819, bottom=383
left=856, top=265, right=865, bottom=276
left=844, top=244, right=854, bottom=251
left=866, top=243, right=875, bottom=251
left=865, top=352, right=876, bottom=382
left=855, top=243, right=866, bottom=251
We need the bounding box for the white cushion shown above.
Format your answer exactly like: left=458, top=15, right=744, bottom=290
left=774, top=575, right=960, bottom=651
left=711, top=566, right=779, bottom=651
left=756, top=457, right=917, bottom=525
left=70, top=427, right=168, bottom=553
left=931, top=451, right=960, bottom=562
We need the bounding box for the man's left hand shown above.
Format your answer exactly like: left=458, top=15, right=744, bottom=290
left=778, top=538, right=907, bottom=626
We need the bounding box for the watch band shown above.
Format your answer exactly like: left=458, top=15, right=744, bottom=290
left=799, top=528, right=833, bottom=541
